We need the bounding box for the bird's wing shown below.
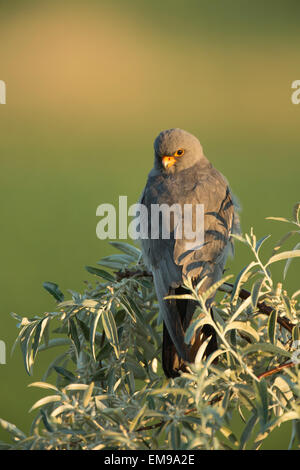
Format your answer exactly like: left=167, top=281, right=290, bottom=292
left=139, top=180, right=187, bottom=359
left=174, top=170, right=236, bottom=289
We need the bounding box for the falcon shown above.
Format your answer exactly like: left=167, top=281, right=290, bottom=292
left=140, top=128, right=240, bottom=378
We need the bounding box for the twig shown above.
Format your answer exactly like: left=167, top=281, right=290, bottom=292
left=136, top=421, right=164, bottom=433
left=115, top=269, right=151, bottom=282
left=257, top=361, right=295, bottom=380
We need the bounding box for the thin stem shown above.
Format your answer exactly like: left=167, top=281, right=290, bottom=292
left=257, top=361, right=295, bottom=380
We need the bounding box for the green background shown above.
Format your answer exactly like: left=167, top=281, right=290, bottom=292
left=0, top=0, right=299, bottom=448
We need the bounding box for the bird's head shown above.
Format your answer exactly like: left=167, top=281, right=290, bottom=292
left=154, top=128, right=205, bottom=173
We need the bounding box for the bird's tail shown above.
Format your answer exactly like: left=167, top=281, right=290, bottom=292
left=162, top=290, right=218, bottom=378
left=162, top=323, right=188, bottom=378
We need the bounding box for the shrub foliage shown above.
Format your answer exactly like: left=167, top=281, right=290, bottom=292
left=1, top=204, right=300, bottom=450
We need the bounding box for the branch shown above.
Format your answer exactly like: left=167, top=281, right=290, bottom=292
left=257, top=361, right=295, bottom=380
left=115, top=268, right=151, bottom=282
left=115, top=268, right=294, bottom=334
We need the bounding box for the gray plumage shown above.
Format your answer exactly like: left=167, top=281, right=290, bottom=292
left=140, top=128, right=240, bottom=377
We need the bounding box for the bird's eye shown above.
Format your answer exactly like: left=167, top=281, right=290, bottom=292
left=174, top=149, right=184, bottom=157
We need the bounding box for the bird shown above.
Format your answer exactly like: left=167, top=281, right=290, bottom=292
left=139, top=128, right=240, bottom=378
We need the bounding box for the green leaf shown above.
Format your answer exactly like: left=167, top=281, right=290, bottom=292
left=97, top=254, right=133, bottom=270
left=292, top=326, right=300, bottom=342
left=50, top=404, right=74, bottom=418
left=68, top=318, right=81, bottom=356
left=85, top=266, right=115, bottom=282
left=255, top=235, right=271, bottom=254
left=32, top=317, right=50, bottom=360
left=219, top=426, right=238, bottom=447
left=266, top=250, right=300, bottom=267
left=231, top=234, right=247, bottom=244
left=136, top=278, right=152, bottom=289
left=293, top=202, right=300, bottom=225
left=102, top=310, right=120, bottom=359
left=239, top=411, right=258, bottom=449
left=109, top=241, right=140, bottom=259
left=76, top=317, right=91, bottom=342
left=41, top=353, right=68, bottom=382
left=201, top=274, right=233, bottom=302
left=242, top=343, right=291, bottom=359
left=83, top=382, right=94, bottom=407
left=90, top=307, right=103, bottom=361
left=20, top=322, right=39, bottom=375
left=194, top=335, right=212, bottom=364
left=40, top=409, right=54, bottom=432
left=96, top=342, right=112, bottom=361
left=283, top=242, right=300, bottom=279
left=251, top=277, right=265, bottom=308
left=164, top=293, right=195, bottom=301
left=185, top=315, right=214, bottom=345
left=29, top=395, right=62, bottom=413
left=292, top=289, right=300, bottom=299
left=267, top=308, right=278, bottom=345
left=53, top=366, right=76, bottom=382
left=64, top=384, right=90, bottom=391
left=0, top=419, right=26, bottom=440
left=254, top=379, right=268, bottom=429
left=225, top=321, right=259, bottom=342
left=231, top=261, right=257, bottom=305
left=266, top=217, right=292, bottom=224
left=170, top=424, right=181, bottom=450
left=28, top=382, right=59, bottom=392
left=229, top=295, right=253, bottom=324
left=118, top=296, right=137, bottom=322
left=205, top=348, right=229, bottom=368
left=150, top=388, right=190, bottom=397
left=125, top=356, right=146, bottom=379
left=37, top=338, right=71, bottom=352
left=281, top=293, right=292, bottom=319
left=129, top=405, right=147, bottom=432
left=275, top=411, right=300, bottom=426
left=43, top=282, right=64, bottom=302
left=272, top=230, right=299, bottom=253
left=124, top=296, right=143, bottom=323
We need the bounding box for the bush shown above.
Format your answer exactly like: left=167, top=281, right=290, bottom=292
left=1, top=204, right=300, bottom=450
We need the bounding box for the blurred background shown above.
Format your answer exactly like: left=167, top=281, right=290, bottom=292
left=0, top=0, right=299, bottom=448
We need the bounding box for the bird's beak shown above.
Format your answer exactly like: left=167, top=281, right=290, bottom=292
left=162, top=155, right=176, bottom=169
